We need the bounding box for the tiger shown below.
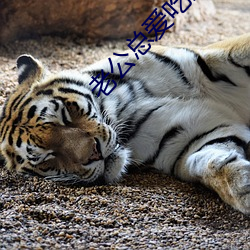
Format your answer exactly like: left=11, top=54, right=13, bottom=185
left=0, top=33, right=250, bottom=214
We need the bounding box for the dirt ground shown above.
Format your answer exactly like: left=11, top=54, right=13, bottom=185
left=0, top=1, right=250, bottom=249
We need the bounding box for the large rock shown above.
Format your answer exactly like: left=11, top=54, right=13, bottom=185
left=0, top=0, right=215, bottom=44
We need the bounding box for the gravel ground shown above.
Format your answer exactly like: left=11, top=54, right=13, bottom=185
left=0, top=1, right=250, bottom=249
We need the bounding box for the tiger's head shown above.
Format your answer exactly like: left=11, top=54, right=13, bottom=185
left=0, top=55, right=130, bottom=185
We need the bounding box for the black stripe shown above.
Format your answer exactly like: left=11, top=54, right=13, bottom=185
left=117, top=100, right=130, bottom=119
left=36, top=89, right=54, bottom=96
left=86, top=102, right=92, bottom=116
left=16, top=128, right=24, bottom=148
left=90, top=70, right=124, bottom=82
left=54, top=96, right=68, bottom=103
left=16, top=136, right=22, bottom=148
left=106, top=128, right=112, bottom=146
left=40, top=107, right=48, bottom=117
left=8, top=132, right=13, bottom=145
left=196, top=135, right=247, bottom=153
left=12, top=94, right=26, bottom=111
left=2, top=107, right=23, bottom=140
left=49, top=77, right=95, bottom=104
left=180, top=47, right=238, bottom=87
left=0, top=107, right=11, bottom=136
left=99, top=98, right=105, bottom=117
left=27, top=156, right=40, bottom=162
left=27, top=105, right=37, bottom=119
left=49, top=78, right=85, bottom=87
left=26, top=145, right=33, bottom=154
left=61, top=108, right=71, bottom=125
left=124, top=105, right=163, bottom=142
left=128, top=83, right=137, bottom=100
left=20, top=97, right=33, bottom=110
left=22, top=167, right=43, bottom=177
left=0, top=94, right=26, bottom=134
left=16, top=155, right=24, bottom=164
left=149, top=51, right=191, bottom=86
left=90, top=114, right=97, bottom=119
left=19, top=128, right=24, bottom=136
left=171, top=124, right=230, bottom=175
left=50, top=78, right=97, bottom=106
left=16, top=110, right=23, bottom=125
left=8, top=113, right=23, bottom=145
left=224, top=155, right=237, bottom=165
left=0, top=101, right=7, bottom=123
left=0, top=116, right=8, bottom=138
left=1, top=125, right=9, bottom=143
left=145, top=126, right=183, bottom=165
left=58, top=87, right=95, bottom=106
left=139, top=82, right=155, bottom=97
left=8, top=115, right=20, bottom=145
left=195, top=54, right=237, bottom=87
left=13, top=117, right=19, bottom=126
left=58, top=87, right=84, bottom=96
left=40, top=165, right=55, bottom=173
left=228, top=51, right=250, bottom=77
left=35, top=108, right=48, bottom=122
left=50, top=100, right=59, bottom=112
left=88, top=70, right=139, bottom=87
left=0, top=155, right=6, bottom=166
left=196, top=55, right=216, bottom=81
left=1, top=93, right=29, bottom=140
left=116, top=84, right=136, bottom=119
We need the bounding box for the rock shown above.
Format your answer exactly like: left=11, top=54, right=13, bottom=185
left=0, top=0, right=215, bottom=44
left=153, top=0, right=216, bottom=31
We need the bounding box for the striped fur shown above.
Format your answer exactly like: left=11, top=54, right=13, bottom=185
left=1, top=33, right=250, bottom=214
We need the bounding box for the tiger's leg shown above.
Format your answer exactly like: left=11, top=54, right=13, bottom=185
left=194, top=34, right=250, bottom=123
left=175, top=143, right=250, bottom=214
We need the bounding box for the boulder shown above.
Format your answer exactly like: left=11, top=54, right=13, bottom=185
left=0, top=0, right=215, bottom=44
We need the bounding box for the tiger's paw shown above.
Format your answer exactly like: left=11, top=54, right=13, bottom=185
left=207, top=156, right=250, bottom=214
left=104, top=146, right=130, bottom=184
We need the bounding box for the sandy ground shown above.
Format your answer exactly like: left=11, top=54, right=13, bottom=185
left=0, top=1, right=250, bottom=249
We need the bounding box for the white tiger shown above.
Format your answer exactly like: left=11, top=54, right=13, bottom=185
left=0, top=33, right=250, bottom=214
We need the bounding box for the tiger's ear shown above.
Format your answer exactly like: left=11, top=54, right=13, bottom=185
left=17, top=55, right=44, bottom=86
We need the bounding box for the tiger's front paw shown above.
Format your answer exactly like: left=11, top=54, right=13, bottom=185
left=206, top=156, right=250, bottom=214
left=104, top=146, right=130, bottom=184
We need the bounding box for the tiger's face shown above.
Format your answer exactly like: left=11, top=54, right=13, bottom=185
left=0, top=55, right=130, bottom=185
